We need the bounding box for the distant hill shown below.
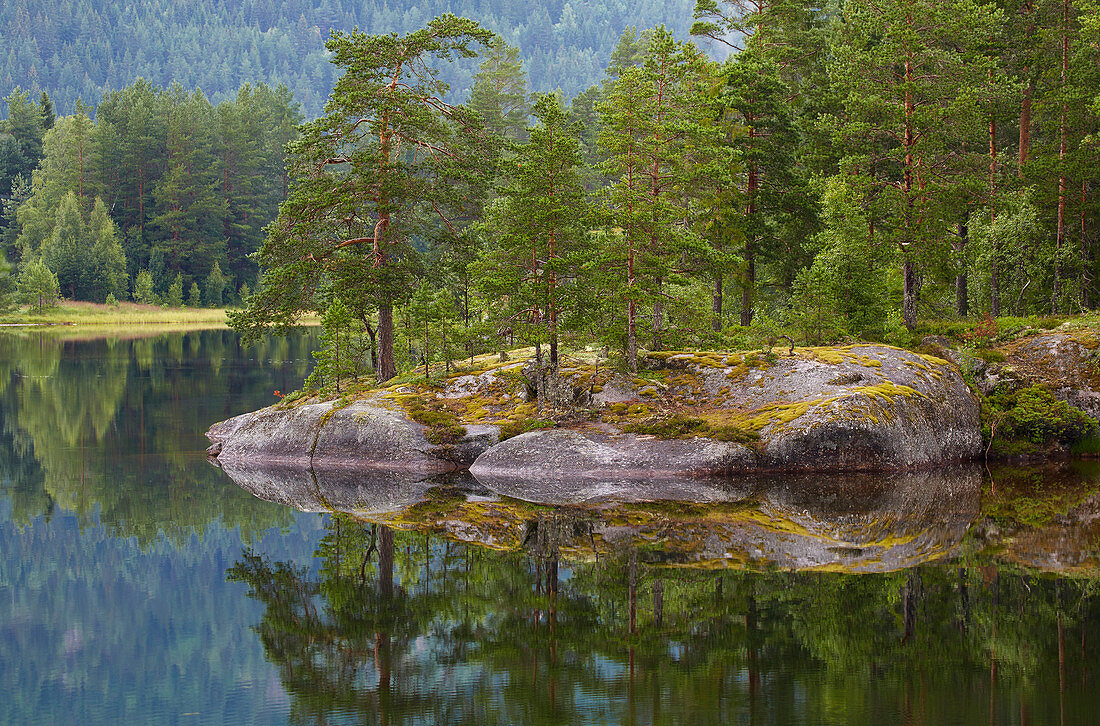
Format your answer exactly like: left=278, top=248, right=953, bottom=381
left=0, top=0, right=698, bottom=118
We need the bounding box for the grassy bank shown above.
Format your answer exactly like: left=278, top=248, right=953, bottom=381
left=0, top=300, right=321, bottom=330
left=0, top=300, right=233, bottom=326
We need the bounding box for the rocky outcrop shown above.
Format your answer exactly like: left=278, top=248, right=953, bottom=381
left=1000, top=332, right=1100, bottom=419
left=207, top=399, right=499, bottom=472
left=209, top=343, right=982, bottom=477
left=471, top=345, right=982, bottom=477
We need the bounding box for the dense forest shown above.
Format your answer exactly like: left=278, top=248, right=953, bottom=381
left=1, top=1, right=1099, bottom=382
left=0, top=0, right=697, bottom=118
left=0, top=82, right=301, bottom=302
left=234, top=1, right=1100, bottom=384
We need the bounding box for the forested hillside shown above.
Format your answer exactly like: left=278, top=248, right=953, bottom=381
left=0, top=0, right=695, bottom=118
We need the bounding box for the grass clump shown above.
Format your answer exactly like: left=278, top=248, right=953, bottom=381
left=498, top=417, right=555, bottom=441
left=622, top=413, right=705, bottom=437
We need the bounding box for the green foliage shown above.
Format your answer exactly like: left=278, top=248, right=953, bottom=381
left=987, top=386, right=1098, bottom=454
left=786, top=177, right=889, bottom=344
left=476, top=93, right=590, bottom=361
left=402, top=396, right=467, bottom=444
left=203, top=262, right=228, bottom=307
left=187, top=282, right=202, bottom=307
left=10, top=79, right=301, bottom=303
left=167, top=273, right=184, bottom=308
left=105, top=292, right=118, bottom=307
left=132, top=269, right=157, bottom=305
left=307, top=299, right=367, bottom=394
left=497, top=416, right=555, bottom=440
left=621, top=413, right=706, bottom=438
left=16, top=257, right=59, bottom=311
left=234, top=14, right=494, bottom=383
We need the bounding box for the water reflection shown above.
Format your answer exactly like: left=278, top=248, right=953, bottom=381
left=229, top=513, right=1100, bottom=726
left=219, top=463, right=982, bottom=573
left=0, top=329, right=317, bottom=541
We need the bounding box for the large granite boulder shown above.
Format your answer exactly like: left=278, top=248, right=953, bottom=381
left=207, top=399, right=499, bottom=472
left=473, top=345, right=982, bottom=477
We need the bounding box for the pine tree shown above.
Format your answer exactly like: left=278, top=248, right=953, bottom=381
left=231, top=15, right=494, bottom=383
left=598, top=27, right=716, bottom=368
left=477, top=93, right=589, bottom=368
left=827, top=0, right=1001, bottom=328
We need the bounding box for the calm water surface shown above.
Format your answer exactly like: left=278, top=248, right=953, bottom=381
left=1, top=329, right=1099, bottom=725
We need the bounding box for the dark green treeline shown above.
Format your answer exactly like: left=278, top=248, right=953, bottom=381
left=0, top=82, right=301, bottom=302
left=0, top=0, right=697, bottom=119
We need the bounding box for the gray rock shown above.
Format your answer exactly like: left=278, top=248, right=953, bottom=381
left=207, top=400, right=499, bottom=471
left=470, top=429, right=758, bottom=482
left=473, top=345, right=982, bottom=476
left=1005, top=333, right=1100, bottom=419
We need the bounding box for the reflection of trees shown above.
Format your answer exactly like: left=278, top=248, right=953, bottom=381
left=236, top=515, right=1100, bottom=725
left=0, top=330, right=316, bottom=541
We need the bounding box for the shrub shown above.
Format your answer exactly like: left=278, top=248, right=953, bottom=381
left=403, top=397, right=466, bottom=444
left=988, top=386, right=1097, bottom=451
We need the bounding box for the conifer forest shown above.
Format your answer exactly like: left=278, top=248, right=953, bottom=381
left=0, top=0, right=1098, bottom=381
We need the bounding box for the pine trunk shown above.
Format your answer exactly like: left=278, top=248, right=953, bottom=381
left=712, top=275, right=723, bottom=332
left=1083, top=181, right=1091, bottom=309
left=1053, top=0, right=1069, bottom=314
left=377, top=303, right=396, bottom=383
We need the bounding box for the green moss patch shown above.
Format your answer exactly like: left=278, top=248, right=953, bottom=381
left=397, top=395, right=467, bottom=445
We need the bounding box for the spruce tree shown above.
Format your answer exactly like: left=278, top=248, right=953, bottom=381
left=88, top=197, right=127, bottom=301
left=40, top=191, right=86, bottom=299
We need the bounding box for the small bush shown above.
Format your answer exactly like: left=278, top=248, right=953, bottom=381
left=704, top=423, right=760, bottom=444
left=974, top=348, right=1006, bottom=364
left=404, top=397, right=466, bottom=444
left=988, top=386, right=1097, bottom=450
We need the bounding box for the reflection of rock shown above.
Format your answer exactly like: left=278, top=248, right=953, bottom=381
left=975, top=463, right=1100, bottom=573
left=207, top=400, right=497, bottom=472
left=722, top=467, right=982, bottom=572
left=221, top=457, right=983, bottom=573
left=477, top=466, right=983, bottom=573
left=218, top=459, right=454, bottom=514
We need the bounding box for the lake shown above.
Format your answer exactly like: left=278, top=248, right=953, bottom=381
left=1, top=329, right=1097, bottom=725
